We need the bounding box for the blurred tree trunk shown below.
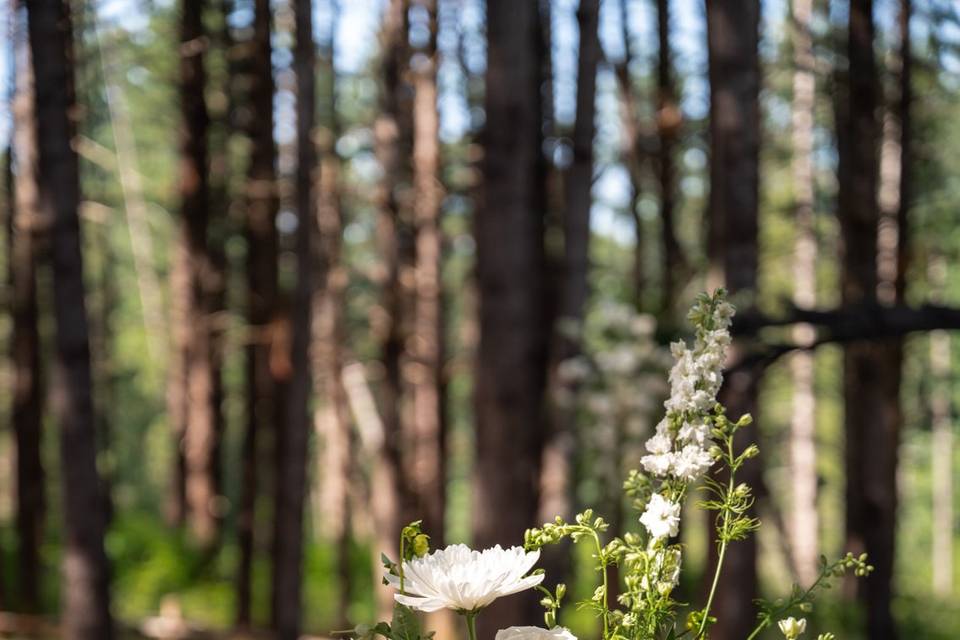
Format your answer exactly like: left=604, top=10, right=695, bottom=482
left=271, top=1, right=317, bottom=636
left=10, top=24, right=45, bottom=614
left=26, top=0, right=114, bottom=637
left=312, top=7, right=354, bottom=624
left=788, top=0, right=819, bottom=587
left=613, top=0, right=645, bottom=309
left=374, top=0, right=413, bottom=564
left=655, top=0, right=684, bottom=314
left=475, top=0, right=548, bottom=634
left=410, top=0, right=446, bottom=545
left=176, top=0, right=220, bottom=549
left=838, top=2, right=900, bottom=638
left=236, top=0, right=278, bottom=627
left=928, top=260, right=953, bottom=597
left=705, top=1, right=761, bottom=639
left=539, top=0, right=600, bottom=595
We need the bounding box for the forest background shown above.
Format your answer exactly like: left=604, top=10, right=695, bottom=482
left=0, top=0, right=959, bottom=639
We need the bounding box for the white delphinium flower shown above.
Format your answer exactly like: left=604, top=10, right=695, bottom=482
left=386, top=544, right=544, bottom=612
left=639, top=493, right=681, bottom=540
left=670, top=444, right=715, bottom=482
left=778, top=617, right=807, bottom=639
left=641, top=295, right=734, bottom=483
left=495, top=627, right=578, bottom=640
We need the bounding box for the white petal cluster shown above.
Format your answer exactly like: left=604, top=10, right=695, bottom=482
left=496, top=627, right=578, bottom=640
left=386, top=544, right=544, bottom=613
left=639, top=493, right=681, bottom=540
left=778, top=617, right=807, bottom=639
left=640, top=300, right=733, bottom=482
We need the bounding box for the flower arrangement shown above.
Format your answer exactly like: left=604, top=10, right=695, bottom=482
left=355, top=291, right=872, bottom=640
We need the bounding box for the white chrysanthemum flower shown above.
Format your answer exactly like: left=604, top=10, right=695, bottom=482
left=639, top=493, right=681, bottom=540
left=386, top=544, right=544, bottom=612
left=495, top=627, right=578, bottom=640
left=778, top=617, right=807, bottom=639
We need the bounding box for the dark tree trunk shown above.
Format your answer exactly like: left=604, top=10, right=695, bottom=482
left=410, top=0, right=446, bottom=546
left=10, top=24, right=45, bottom=614
left=705, top=1, right=761, bottom=639
left=26, top=1, right=114, bottom=637
left=839, top=1, right=902, bottom=638
left=539, top=0, right=600, bottom=598
left=271, top=1, right=316, bottom=636
left=655, top=0, right=684, bottom=314
left=475, top=0, right=548, bottom=635
left=236, top=0, right=278, bottom=627
left=176, top=0, right=220, bottom=548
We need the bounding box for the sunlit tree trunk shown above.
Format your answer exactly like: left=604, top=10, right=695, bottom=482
left=475, top=0, right=548, bottom=634
left=410, top=0, right=446, bottom=545
left=10, top=23, right=45, bottom=613
left=613, top=0, right=645, bottom=309
left=311, top=9, right=355, bottom=625
left=26, top=0, right=114, bottom=637
left=236, top=0, right=278, bottom=627
left=788, top=0, right=819, bottom=587
left=705, top=1, right=761, bottom=638
left=928, top=262, right=953, bottom=598
left=373, top=0, right=413, bottom=580
left=271, top=1, right=317, bottom=636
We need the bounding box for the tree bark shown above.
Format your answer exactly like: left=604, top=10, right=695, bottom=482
left=373, top=0, right=413, bottom=567
left=788, top=0, right=819, bottom=587
left=705, top=1, right=761, bottom=639
left=929, top=264, right=952, bottom=597
left=10, top=22, right=46, bottom=614
left=311, top=9, right=354, bottom=624
left=539, top=0, right=601, bottom=596
left=410, top=0, right=446, bottom=545
left=26, top=0, right=114, bottom=637
left=176, top=0, right=220, bottom=549
left=613, top=0, right=645, bottom=309
left=655, top=0, right=684, bottom=314
left=475, top=0, right=548, bottom=634
left=271, top=1, right=317, bottom=636
left=236, top=0, right=278, bottom=627
left=838, top=2, right=899, bottom=638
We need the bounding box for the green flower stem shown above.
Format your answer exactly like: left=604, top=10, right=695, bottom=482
left=744, top=560, right=837, bottom=640
left=591, top=530, right=610, bottom=640
left=696, top=436, right=737, bottom=639
left=465, top=612, right=478, bottom=640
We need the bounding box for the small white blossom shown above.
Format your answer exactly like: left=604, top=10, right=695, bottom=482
left=495, top=627, right=578, bottom=640
left=640, top=547, right=682, bottom=596
left=386, top=544, right=543, bottom=612
left=670, top=444, right=715, bottom=482
left=778, top=617, right=807, bottom=639
left=639, top=493, right=681, bottom=540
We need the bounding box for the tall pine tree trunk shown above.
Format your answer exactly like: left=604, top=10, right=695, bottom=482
left=788, top=0, right=819, bottom=587
left=410, top=0, right=446, bottom=545
left=26, top=0, right=114, bottom=637
left=11, top=22, right=45, bottom=613
left=838, top=2, right=899, bottom=638
left=176, top=0, right=220, bottom=548
left=655, top=0, right=684, bottom=313
left=705, top=2, right=761, bottom=638
left=236, top=0, right=278, bottom=626
left=475, top=0, right=548, bottom=635
left=374, top=0, right=413, bottom=567
left=271, top=0, right=317, bottom=635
